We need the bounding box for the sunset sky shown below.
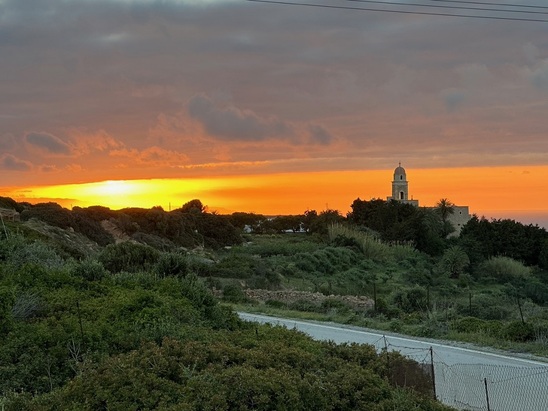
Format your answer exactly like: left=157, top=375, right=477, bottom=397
left=1, top=0, right=548, bottom=226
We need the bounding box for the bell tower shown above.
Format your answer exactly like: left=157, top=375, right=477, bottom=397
left=392, top=162, right=408, bottom=201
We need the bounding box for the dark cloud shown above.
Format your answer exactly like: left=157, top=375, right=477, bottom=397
left=25, top=132, right=72, bottom=155
left=441, top=89, right=466, bottom=112
left=188, top=94, right=292, bottom=141
left=0, top=0, right=547, bottom=182
left=0, top=154, right=32, bottom=171
left=308, top=124, right=334, bottom=145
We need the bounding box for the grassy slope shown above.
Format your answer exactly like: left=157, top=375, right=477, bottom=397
left=216, top=234, right=548, bottom=358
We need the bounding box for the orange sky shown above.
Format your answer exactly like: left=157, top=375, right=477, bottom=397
left=2, top=2, right=548, bottom=228
left=2, top=165, right=548, bottom=227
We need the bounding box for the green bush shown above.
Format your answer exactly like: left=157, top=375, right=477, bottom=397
left=131, top=232, right=175, bottom=251
left=389, top=319, right=403, bottom=332
left=20, top=202, right=73, bottom=229
left=265, top=299, right=286, bottom=309
left=293, top=246, right=360, bottom=275
left=154, top=252, right=188, bottom=278
left=0, top=286, right=15, bottom=333
left=209, top=254, right=258, bottom=279
left=98, top=242, right=160, bottom=273
left=241, top=236, right=320, bottom=257
left=72, top=259, right=108, bottom=282
left=6, top=239, right=65, bottom=270
left=468, top=293, right=513, bottom=320
left=503, top=321, right=536, bottom=342
left=222, top=284, right=248, bottom=303
left=288, top=299, right=322, bottom=313
left=322, top=298, right=352, bottom=314
left=478, top=256, right=531, bottom=284
left=452, top=316, right=489, bottom=333
left=390, top=285, right=428, bottom=313
left=71, top=208, right=114, bottom=246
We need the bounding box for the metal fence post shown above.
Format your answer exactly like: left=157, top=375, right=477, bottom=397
left=430, top=346, right=436, bottom=400
left=484, top=378, right=491, bottom=411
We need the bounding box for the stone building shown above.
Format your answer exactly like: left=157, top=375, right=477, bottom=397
left=447, top=205, right=471, bottom=235
left=387, top=163, right=470, bottom=236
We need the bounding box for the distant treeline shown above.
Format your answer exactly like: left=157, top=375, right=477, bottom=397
left=2, top=196, right=548, bottom=268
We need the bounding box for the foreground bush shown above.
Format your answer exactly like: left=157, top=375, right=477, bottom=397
left=12, top=335, right=453, bottom=411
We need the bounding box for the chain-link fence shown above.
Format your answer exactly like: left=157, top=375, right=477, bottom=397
left=435, top=362, right=548, bottom=411
left=374, top=336, right=548, bottom=411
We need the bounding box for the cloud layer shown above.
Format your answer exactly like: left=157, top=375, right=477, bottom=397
left=1, top=0, right=547, bottom=186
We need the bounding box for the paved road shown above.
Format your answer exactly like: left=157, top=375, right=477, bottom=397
left=238, top=312, right=548, bottom=411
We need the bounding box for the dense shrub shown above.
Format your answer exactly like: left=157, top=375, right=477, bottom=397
left=209, top=254, right=272, bottom=280
left=460, top=217, right=548, bottom=266
left=288, top=299, right=322, bottom=313
left=195, top=213, right=242, bottom=248
left=241, top=236, right=320, bottom=257
left=293, top=246, right=360, bottom=275
left=390, top=285, right=428, bottom=313
left=322, top=298, right=352, bottom=314
left=71, top=208, right=114, bottom=246
left=98, top=242, right=160, bottom=273
left=328, top=224, right=391, bottom=261
left=452, top=316, right=489, bottom=333
left=0, top=286, right=14, bottom=333
left=5, top=239, right=65, bottom=270
left=72, top=259, right=108, bottom=282
left=222, top=283, right=248, bottom=303
left=131, top=232, right=175, bottom=251
left=503, top=321, right=536, bottom=342
left=265, top=299, right=286, bottom=309
left=451, top=291, right=512, bottom=321
left=20, top=202, right=74, bottom=229
left=522, top=276, right=548, bottom=305
left=9, top=333, right=452, bottom=411
left=0, top=196, right=23, bottom=212
left=154, top=252, right=188, bottom=278
left=477, top=256, right=531, bottom=284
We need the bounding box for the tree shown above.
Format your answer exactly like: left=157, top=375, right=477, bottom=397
left=309, top=209, right=344, bottom=235
left=538, top=239, right=548, bottom=270
left=438, top=246, right=470, bottom=279
left=435, top=198, right=455, bottom=237
left=181, top=199, right=206, bottom=214
left=459, top=216, right=548, bottom=266
left=302, top=209, right=318, bottom=233
left=229, top=212, right=267, bottom=232
left=436, top=198, right=455, bottom=223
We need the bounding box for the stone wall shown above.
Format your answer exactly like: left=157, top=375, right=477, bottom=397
left=243, top=289, right=374, bottom=311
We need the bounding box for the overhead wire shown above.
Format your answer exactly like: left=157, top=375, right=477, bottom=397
left=245, top=0, right=548, bottom=23
left=425, top=0, right=548, bottom=10
left=347, top=0, right=548, bottom=16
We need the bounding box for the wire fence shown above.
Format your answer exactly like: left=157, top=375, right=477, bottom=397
left=372, top=336, right=548, bottom=411
left=435, top=362, right=548, bottom=411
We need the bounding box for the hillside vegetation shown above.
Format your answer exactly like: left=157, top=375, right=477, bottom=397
left=0, top=197, right=456, bottom=410
left=2, top=196, right=548, bottom=408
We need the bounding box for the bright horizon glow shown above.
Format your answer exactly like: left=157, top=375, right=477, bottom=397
left=2, top=165, right=548, bottom=227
